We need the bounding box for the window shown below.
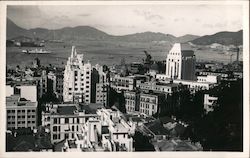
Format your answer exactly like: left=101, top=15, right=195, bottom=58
left=65, top=133, right=69, bottom=139
left=65, top=118, right=69, bottom=124
left=53, top=134, right=57, bottom=140
left=53, top=126, right=57, bottom=132
left=86, top=71, right=90, bottom=74
left=72, top=126, right=75, bottom=131
left=54, top=118, right=57, bottom=124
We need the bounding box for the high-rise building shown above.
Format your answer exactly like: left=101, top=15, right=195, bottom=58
left=165, top=43, right=196, bottom=80
left=91, top=64, right=108, bottom=106
left=63, top=46, right=91, bottom=103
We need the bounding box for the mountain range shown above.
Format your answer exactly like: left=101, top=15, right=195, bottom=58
left=7, top=18, right=242, bottom=46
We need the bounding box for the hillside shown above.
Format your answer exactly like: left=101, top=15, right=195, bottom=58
left=190, top=30, right=243, bottom=46
left=7, top=18, right=200, bottom=43
left=177, top=34, right=200, bottom=43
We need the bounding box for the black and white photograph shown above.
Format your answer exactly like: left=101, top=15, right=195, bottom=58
left=0, top=0, right=249, bottom=157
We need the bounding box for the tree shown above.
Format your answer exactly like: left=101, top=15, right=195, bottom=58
left=133, top=131, right=155, bottom=151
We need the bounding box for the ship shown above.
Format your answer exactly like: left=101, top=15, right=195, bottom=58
left=22, top=48, right=51, bottom=54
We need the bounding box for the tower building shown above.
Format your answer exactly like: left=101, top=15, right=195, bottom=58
left=165, top=43, right=196, bottom=80
left=63, top=46, right=91, bottom=103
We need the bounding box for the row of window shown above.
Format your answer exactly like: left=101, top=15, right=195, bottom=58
left=7, top=115, right=36, bottom=119
left=7, top=109, right=36, bottom=113
left=140, top=109, right=152, bottom=115
left=140, top=103, right=155, bottom=110
left=140, top=97, right=157, bottom=103
left=126, top=106, right=135, bottom=112
left=8, top=120, right=35, bottom=124
left=53, top=118, right=81, bottom=124
left=53, top=133, right=75, bottom=140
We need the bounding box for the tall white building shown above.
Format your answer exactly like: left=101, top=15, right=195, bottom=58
left=63, top=46, right=91, bottom=103
left=166, top=43, right=196, bottom=80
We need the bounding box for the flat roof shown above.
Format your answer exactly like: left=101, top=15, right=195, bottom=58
left=57, top=105, right=77, bottom=115
left=145, top=120, right=169, bottom=136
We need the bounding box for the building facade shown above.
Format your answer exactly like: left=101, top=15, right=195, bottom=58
left=124, top=91, right=140, bottom=113
left=6, top=95, right=37, bottom=130
left=41, top=103, right=97, bottom=144
left=91, top=64, right=108, bottom=106
left=63, top=46, right=92, bottom=103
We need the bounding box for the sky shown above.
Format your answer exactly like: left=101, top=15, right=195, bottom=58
left=7, top=5, right=243, bottom=37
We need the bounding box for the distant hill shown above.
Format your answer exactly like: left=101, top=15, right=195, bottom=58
left=190, top=30, right=243, bottom=46
left=177, top=34, right=200, bottom=43
left=6, top=18, right=200, bottom=43
left=7, top=19, right=30, bottom=39
left=7, top=18, right=112, bottom=41
left=115, top=32, right=177, bottom=42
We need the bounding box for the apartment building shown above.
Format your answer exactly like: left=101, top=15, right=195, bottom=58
left=6, top=95, right=37, bottom=130
left=139, top=81, right=181, bottom=95
left=63, top=46, right=92, bottom=103
left=124, top=90, right=165, bottom=116
left=41, top=103, right=98, bottom=144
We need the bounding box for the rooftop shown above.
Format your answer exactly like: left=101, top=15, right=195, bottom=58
left=145, top=120, right=169, bottom=136
left=57, top=105, right=77, bottom=115
left=153, top=139, right=202, bottom=151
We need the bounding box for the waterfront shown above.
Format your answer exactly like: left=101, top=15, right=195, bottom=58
left=6, top=41, right=243, bottom=68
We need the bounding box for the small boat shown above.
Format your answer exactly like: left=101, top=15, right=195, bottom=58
left=22, top=48, right=51, bottom=54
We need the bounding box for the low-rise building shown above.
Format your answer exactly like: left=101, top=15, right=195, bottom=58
left=197, top=75, right=220, bottom=84
left=139, top=81, right=181, bottom=95
left=173, top=79, right=214, bottom=92
left=6, top=95, right=37, bottom=130
left=42, top=103, right=98, bottom=144
left=60, top=108, right=136, bottom=152
left=124, top=91, right=140, bottom=113
left=124, top=90, right=165, bottom=116
left=110, top=75, right=136, bottom=92
left=139, top=92, right=164, bottom=116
